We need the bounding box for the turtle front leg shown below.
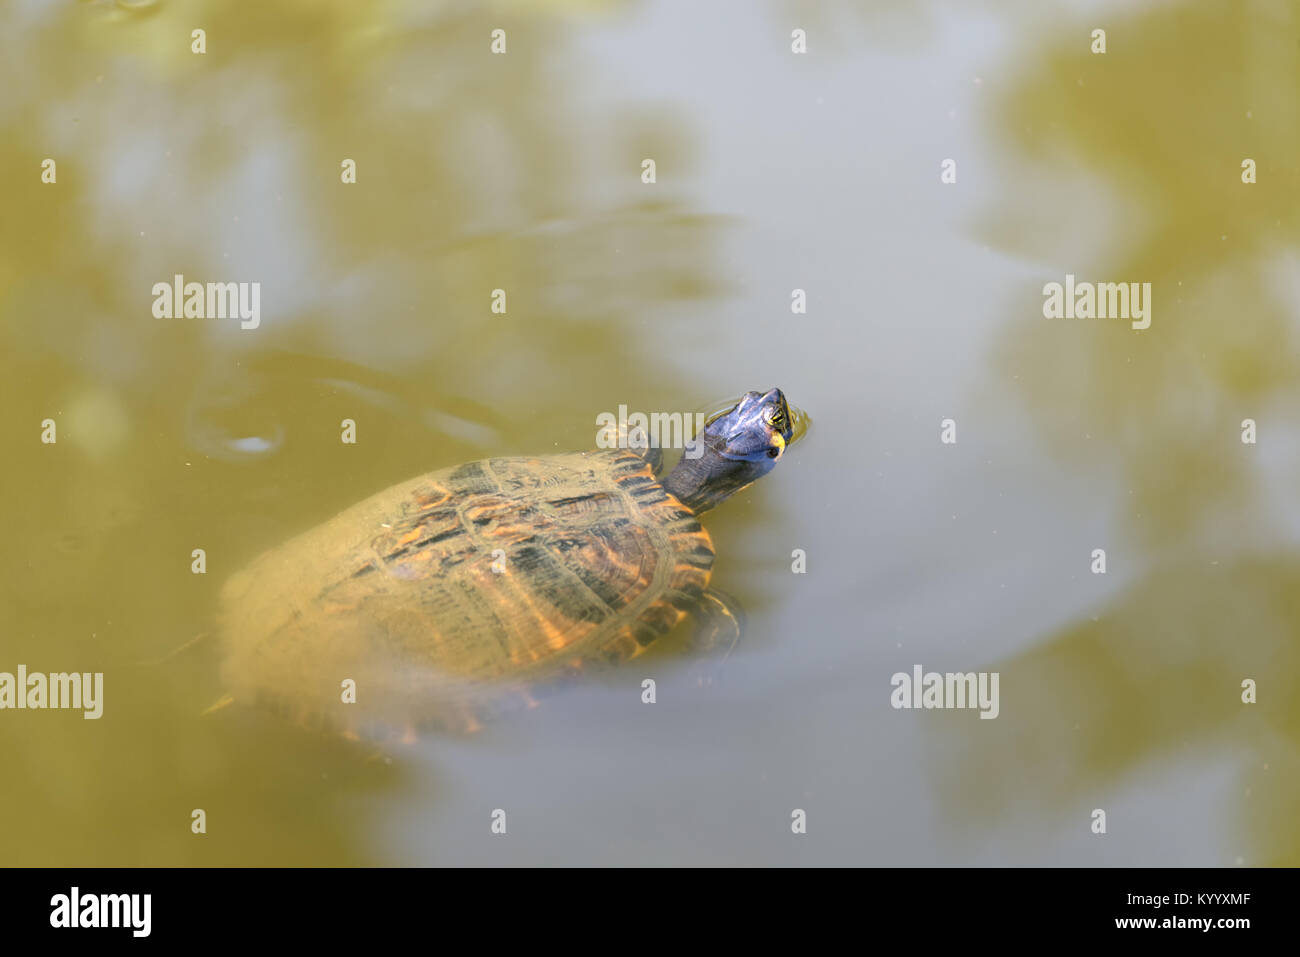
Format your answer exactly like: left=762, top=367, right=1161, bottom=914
left=686, top=589, right=745, bottom=686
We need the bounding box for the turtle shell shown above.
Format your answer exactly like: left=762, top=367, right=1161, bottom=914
left=217, top=449, right=714, bottom=736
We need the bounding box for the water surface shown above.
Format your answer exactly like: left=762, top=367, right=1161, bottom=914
left=1, top=0, right=1296, bottom=865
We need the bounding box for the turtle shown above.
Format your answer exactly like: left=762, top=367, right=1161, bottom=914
left=214, top=388, right=796, bottom=740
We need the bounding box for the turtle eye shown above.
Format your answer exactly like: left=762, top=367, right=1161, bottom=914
left=768, top=409, right=787, bottom=432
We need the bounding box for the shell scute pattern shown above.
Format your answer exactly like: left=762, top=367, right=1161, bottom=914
left=218, top=449, right=714, bottom=733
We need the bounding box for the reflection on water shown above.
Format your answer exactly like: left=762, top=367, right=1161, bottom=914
left=950, top=0, right=1299, bottom=864
left=2, top=0, right=1296, bottom=865
left=984, top=0, right=1299, bottom=553
left=0, top=0, right=721, bottom=865
left=938, top=558, right=1300, bottom=863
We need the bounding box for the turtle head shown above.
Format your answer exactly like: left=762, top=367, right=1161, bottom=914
left=664, top=388, right=795, bottom=514
left=708, top=387, right=793, bottom=469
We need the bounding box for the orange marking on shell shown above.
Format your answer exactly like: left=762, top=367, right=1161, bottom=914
left=464, top=500, right=514, bottom=525
left=416, top=488, right=450, bottom=509
left=503, top=573, right=582, bottom=661
left=542, top=619, right=571, bottom=651
left=397, top=527, right=422, bottom=545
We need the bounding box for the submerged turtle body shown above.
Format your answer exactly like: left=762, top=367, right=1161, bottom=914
left=219, top=450, right=715, bottom=734
left=217, top=388, right=795, bottom=738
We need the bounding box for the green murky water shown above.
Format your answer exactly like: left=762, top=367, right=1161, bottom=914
left=1, top=0, right=1296, bottom=865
